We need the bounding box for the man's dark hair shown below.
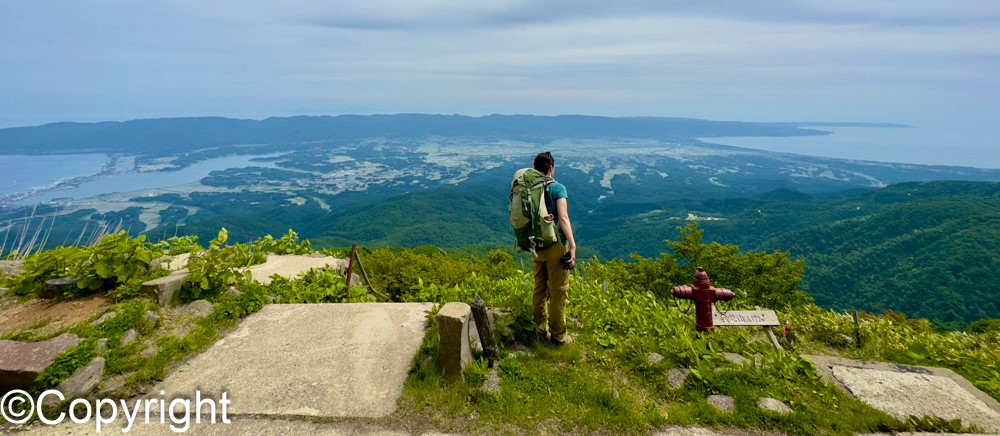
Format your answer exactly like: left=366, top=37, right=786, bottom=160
left=534, top=151, right=554, bottom=174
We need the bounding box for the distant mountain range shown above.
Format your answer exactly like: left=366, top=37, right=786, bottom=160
left=0, top=114, right=905, bottom=154
left=0, top=114, right=997, bottom=328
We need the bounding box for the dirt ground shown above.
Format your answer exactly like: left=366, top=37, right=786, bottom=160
left=0, top=294, right=111, bottom=337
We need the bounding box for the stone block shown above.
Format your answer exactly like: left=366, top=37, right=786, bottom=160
left=436, top=302, right=472, bottom=381
left=122, top=329, right=138, bottom=346
left=145, top=310, right=160, bottom=327
left=98, top=373, right=127, bottom=396
left=41, top=277, right=76, bottom=299
left=648, top=353, right=665, bottom=365
left=722, top=352, right=748, bottom=365
left=57, top=357, right=105, bottom=398
left=141, top=269, right=189, bottom=307
left=757, top=397, right=792, bottom=415
left=469, top=318, right=482, bottom=354
left=0, top=333, right=81, bottom=391
left=141, top=344, right=159, bottom=357
left=90, top=311, right=117, bottom=327
left=708, top=394, right=735, bottom=412
left=0, top=260, right=24, bottom=277
left=183, top=299, right=215, bottom=318
left=667, top=368, right=690, bottom=389
left=483, top=366, right=501, bottom=394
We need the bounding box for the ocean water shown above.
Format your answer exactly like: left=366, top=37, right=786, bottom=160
left=12, top=154, right=279, bottom=204
left=702, top=125, right=1000, bottom=169
left=0, top=154, right=109, bottom=196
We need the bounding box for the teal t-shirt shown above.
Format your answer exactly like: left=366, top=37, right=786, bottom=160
left=545, top=181, right=568, bottom=242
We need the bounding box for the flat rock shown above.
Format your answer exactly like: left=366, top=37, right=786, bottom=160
left=708, top=394, right=735, bottom=412
left=833, top=365, right=1000, bottom=432
left=152, top=303, right=432, bottom=418
left=243, top=254, right=349, bottom=285
left=806, top=355, right=1000, bottom=434
left=90, top=311, right=118, bottom=327
left=757, top=397, right=792, bottom=415
left=183, top=299, right=215, bottom=318
left=483, top=366, right=501, bottom=394
left=648, top=352, right=665, bottom=365
left=57, top=356, right=105, bottom=398
left=0, top=333, right=81, bottom=391
left=721, top=352, right=748, bottom=365
left=141, top=344, right=159, bottom=358
left=145, top=310, right=160, bottom=327
left=0, top=260, right=24, bottom=277
left=122, top=328, right=138, bottom=346
left=97, top=373, right=127, bottom=396
left=667, top=368, right=690, bottom=389
left=96, top=338, right=109, bottom=354
left=41, top=277, right=76, bottom=299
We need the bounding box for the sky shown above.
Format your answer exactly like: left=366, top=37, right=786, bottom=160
left=1, top=1, right=998, bottom=143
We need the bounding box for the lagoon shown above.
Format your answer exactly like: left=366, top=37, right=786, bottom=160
left=15, top=154, right=279, bottom=204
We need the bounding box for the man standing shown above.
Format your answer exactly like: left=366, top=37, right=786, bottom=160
left=531, top=151, right=577, bottom=345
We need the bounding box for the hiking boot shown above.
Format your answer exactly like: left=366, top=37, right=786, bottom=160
left=535, top=330, right=551, bottom=342
left=551, top=334, right=573, bottom=346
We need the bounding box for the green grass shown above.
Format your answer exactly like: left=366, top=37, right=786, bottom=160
left=398, top=263, right=998, bottom=435
left=5, top=230, right=998, bottom=434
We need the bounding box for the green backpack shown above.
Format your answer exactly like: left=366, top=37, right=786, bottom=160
left=509, top=168, right=560, bottom=253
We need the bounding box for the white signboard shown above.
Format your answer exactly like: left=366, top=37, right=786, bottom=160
left=712, top=308, right=780, bottom=326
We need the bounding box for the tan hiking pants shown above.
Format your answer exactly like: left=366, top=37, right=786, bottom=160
left=532, top=242, right=569, bottom=342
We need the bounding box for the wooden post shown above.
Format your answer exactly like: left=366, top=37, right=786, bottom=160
left=470, top=295, right=499, bottom=364
left=756, top=306, right=784, bottom=351
left=353, top=251, right=390, bottom=301
left=344, top=244, right=357, bottom=301
left=853, top=310, right=862, bottom=348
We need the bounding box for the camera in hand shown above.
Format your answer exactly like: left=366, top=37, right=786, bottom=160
left=560, top=252, right=573, bottom=270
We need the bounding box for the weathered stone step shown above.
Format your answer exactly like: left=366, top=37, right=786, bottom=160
left=0, top=333, right=81, bottom=391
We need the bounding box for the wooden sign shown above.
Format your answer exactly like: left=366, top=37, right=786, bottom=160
left=712, top=307, right=780, bottom=326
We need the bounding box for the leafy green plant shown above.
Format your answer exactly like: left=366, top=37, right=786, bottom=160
left=5, top=231, right=160, bottom=299
left=264, top=269, right=375, bottom=303
left=151, top=235, right=203, bottom=255
left=249, top=229, right=312, bottom=255
left=180, top=228, right=255, bottom=301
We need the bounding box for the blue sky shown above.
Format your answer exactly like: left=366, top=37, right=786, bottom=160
left=1, top=1, right=997, bottom=134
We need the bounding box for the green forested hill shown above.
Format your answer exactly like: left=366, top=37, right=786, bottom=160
left=299, top=180, right=1000, bottom=328
left=4, top=176, right=998, bottom=328
left=587, top=181, right=1000, bottom=329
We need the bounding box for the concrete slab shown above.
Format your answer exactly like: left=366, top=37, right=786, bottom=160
left=152, top=303, right=433, bottom=419
left=243, top=254, right=349, bottom=285
left=805, top=355, right=1000, bottom=433
left=21, top=415, right=456, bottom=435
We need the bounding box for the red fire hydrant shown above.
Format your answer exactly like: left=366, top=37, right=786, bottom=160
left=671, top=267, right=735, bottom=332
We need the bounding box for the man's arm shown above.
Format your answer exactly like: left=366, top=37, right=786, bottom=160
left=556, top=197, right=576, bottom=268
